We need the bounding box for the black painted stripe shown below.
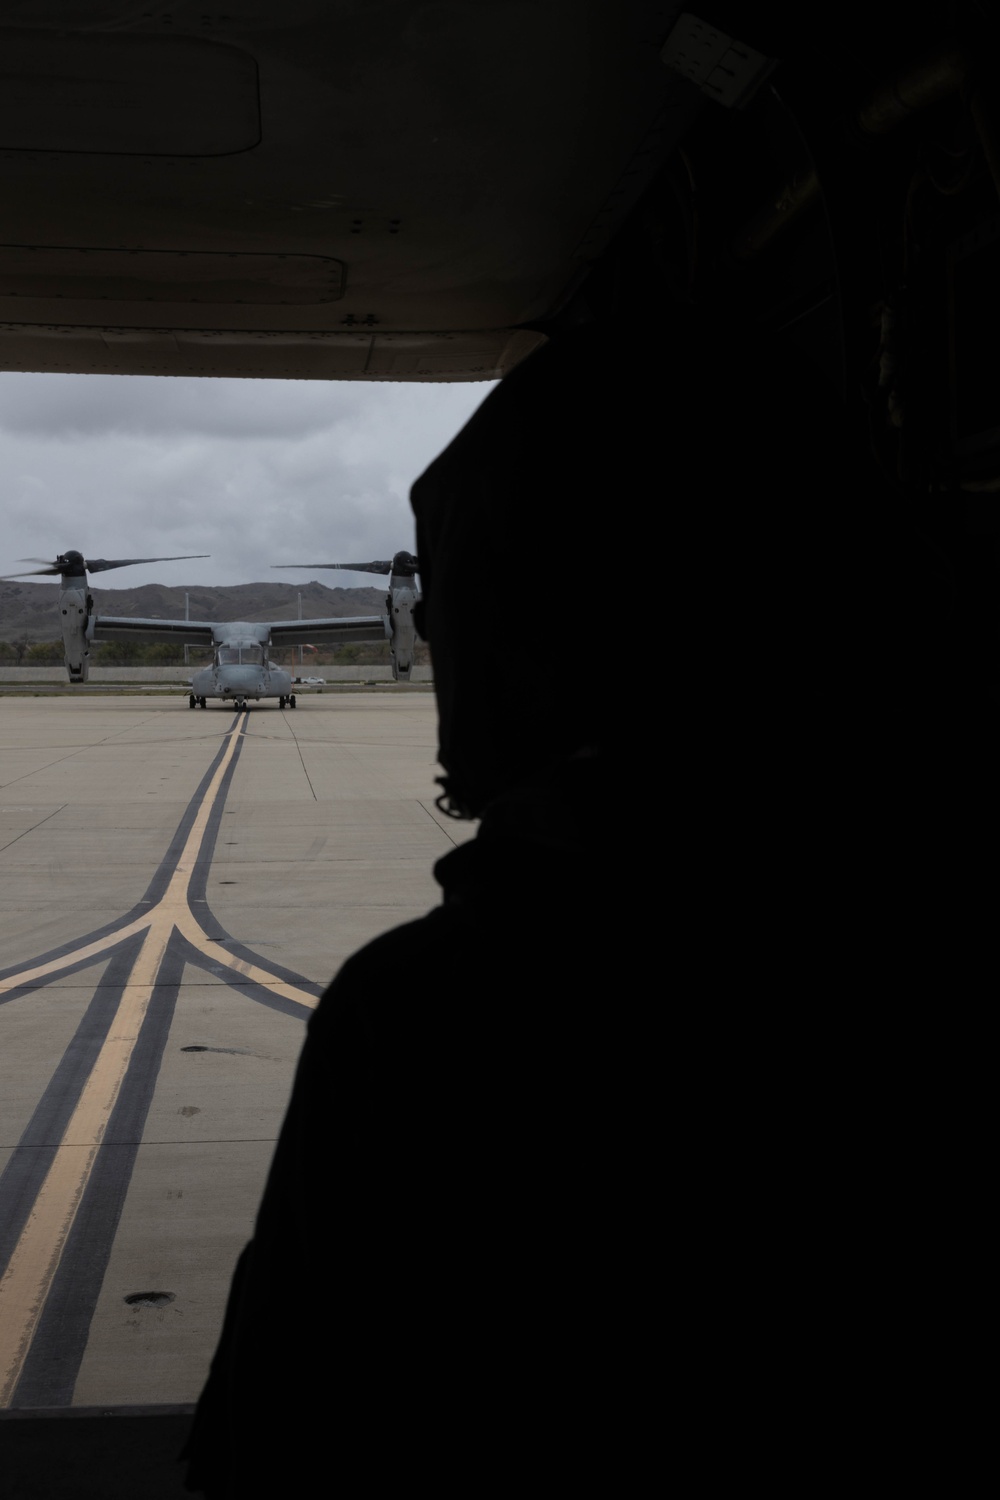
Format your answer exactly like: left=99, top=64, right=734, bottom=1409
left=171, top=930, right=319, bottom=1018
left=0, top=937, right=139, bottom=1010
left=132, top=713, right=246, bottom=909
left=185, top=927, right=325, bottom=997
left=0, top=715, right=243, bottom=986
left=9, top=930, right=189, bottom=1408
left=1, top=709, right=325, bottom=1404
left=0, top=911, right=151, bottom=989
left=183, top=715, right=248, bottom=911
left=0, top=938, right=145, bottom=1275
left=180, top=716, right=324, bottom=995
left=2, top=711, right=319, bottom=1008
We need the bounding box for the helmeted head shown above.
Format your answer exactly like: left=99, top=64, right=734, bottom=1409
left=411, top=311, right=868, bottom=821
left=410, top=324, right=650, bottom=818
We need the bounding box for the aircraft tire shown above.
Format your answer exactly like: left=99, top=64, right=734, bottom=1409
left=289, top=695, right=297, bottom=709
left=278, top=696, right=286, bottom=709
left=199, top=697, right=207, bottom=709
left=188, top=694, right=196, bottom=709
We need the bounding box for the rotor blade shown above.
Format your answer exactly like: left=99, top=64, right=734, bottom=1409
left=2, top=553, right=209, bottom=580
left=273, top=561, right=395, bottom=575
left=85, top=554, right=209, bottom=573
left=0, top=564, right=64, bottom=579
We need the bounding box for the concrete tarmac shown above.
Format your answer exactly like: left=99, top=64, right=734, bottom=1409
left=0, top=695, right=472, bottom=1416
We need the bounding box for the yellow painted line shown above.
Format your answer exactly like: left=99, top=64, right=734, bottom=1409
left=175, top=900, right=319, bottom=1008
left=159, top=720, right=244, bottom=889
left=0, top=717, right=317, bottom=1403
left=0, top=913, right=152, bottom=996
left=0, top=722, right=241, bottom=997
left=1, top=719, right=317, bottom=1007
left=154, top=722, right=318, bottom=1007
left=0, top=923, right=168, bottom=1405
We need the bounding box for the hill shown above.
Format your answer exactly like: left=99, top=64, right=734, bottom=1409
left=0, top=580, right=387, bottom=641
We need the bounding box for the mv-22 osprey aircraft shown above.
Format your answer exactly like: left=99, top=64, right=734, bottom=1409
left=2, top=549, right=421, bottom=709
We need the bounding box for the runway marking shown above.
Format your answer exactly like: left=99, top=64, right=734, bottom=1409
left=0, top=935, right=165, bottom=1405
left=0, top=712, right=323, bottom=1406
left=0, top=719, right=317, bottom=1004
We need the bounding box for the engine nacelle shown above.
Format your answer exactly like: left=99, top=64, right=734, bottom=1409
left=59, top=587, right=92, bottom=682
left=387, top=585, right=418, bottom=681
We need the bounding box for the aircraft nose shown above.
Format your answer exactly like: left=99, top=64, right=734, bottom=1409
left=221, top=667, right=261, bottom=692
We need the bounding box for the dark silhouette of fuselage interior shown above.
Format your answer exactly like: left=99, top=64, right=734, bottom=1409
left=2, top=4, right=997, bottom=1494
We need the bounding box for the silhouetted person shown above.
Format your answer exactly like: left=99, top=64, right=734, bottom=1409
left=181, top=322, right=663, bottom=1495
left=184, top=307, right=918, bottom=1493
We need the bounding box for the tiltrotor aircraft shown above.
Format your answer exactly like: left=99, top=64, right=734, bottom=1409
left=1, top=549, right=420, bottom=709
left=275, top=550, right=421, bottom=680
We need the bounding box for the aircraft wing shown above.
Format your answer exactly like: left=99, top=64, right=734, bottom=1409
left=267, top=616, right=387, bottom=648
left=90, top=615, right=217, bottom=647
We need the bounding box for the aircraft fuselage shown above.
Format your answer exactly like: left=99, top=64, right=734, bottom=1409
left=189, top=636, right=300, bottom=708
left=189, top=663, right=295, bottom=706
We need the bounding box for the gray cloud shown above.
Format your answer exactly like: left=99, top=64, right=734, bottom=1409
left=0, top=372, right=370, bottom=440
left=0, top=373, right=493, bottom=589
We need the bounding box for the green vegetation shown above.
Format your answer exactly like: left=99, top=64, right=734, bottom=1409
left=0, top=639, right=429, bottom=668
left=0, top=634, right=34, bottom=665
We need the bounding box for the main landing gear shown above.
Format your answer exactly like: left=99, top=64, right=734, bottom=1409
left=278, top=695, right=297, bottom=709
left=188, top=695, right=207, bottom=709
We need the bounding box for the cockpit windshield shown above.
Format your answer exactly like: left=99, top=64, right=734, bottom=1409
left=217, top=644, right=265, bottom=666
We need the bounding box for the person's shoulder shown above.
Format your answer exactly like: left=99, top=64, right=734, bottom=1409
left=305, top=901, right=474, bottom=1043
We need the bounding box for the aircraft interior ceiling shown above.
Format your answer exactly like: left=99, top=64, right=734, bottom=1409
left=0, top=0, right=705, bottom=381
left=0, top=3, right=997, bottom=504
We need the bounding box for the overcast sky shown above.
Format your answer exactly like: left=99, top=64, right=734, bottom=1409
left=0, top=372, right=494, bottom=591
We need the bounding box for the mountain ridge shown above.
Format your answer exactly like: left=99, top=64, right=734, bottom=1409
left=0, top=580, right=388, bottom=639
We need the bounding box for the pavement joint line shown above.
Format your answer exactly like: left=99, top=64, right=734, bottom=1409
left=0, top=711, right=320, bottom=1406
left=0, top=1138, right=282, bottom=1150
left=0, top=804, right=68, bottom=853
left=0, top=720, right=178, bottom=793
left=0, top=748, right=98, bottom=791
left=277, top=718, right=319, bottom=802
left=416, top=798, right=468, bottom=847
